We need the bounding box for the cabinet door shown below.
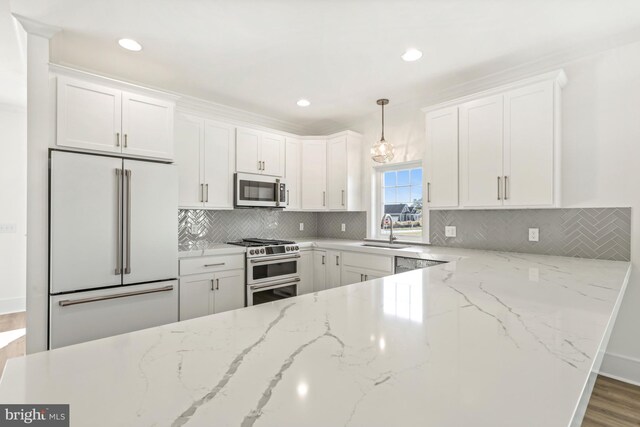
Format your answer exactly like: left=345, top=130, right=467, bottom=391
left=122, top=92, right=175, bottom=160
left=313, top=251, right=327, bottom=292
left=301, top=139, right=327, bottom=210
left=285, top=139, right=301, bottom=209
left=426, top=107, right=459, bottom=208
left=213, top=269, right=245, bottom=313
left=56, top=76, right=122, bottom=154
left=236, top=128, right=261, bottom=174
left=175, top=114, right=204, bottom=208
left=180, top=274, right=215, bottom=321
left=503, top=82, right=555, bottom=207
left=204, top=121, right=235, bottom=208
left=341, top=267, right=364, bottom=286
left=327, top=136, right=348, bottom=210
left=260, top=132, right=285, bottom=177
left=298, top=251, right=315, bottom=295
left=50, top=151, right=123, bottom=293
left=326, top=251, right=342, bottom=289
left=460, top=95, right=504, bottom=207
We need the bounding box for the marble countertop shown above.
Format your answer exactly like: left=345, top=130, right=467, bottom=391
left=1, top=248, right=631, bottom=427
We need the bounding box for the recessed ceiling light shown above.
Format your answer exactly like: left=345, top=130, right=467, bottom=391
left=297, top=99, right=311, bottom=107
left=401, top=48, right=422, bottom=62
left=118, top=38, right=142, bottom=52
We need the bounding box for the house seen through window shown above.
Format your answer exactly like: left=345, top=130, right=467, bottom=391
left=381, top=167, right=423, bottom=238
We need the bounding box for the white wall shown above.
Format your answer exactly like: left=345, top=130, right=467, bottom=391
left=351, top=39, right=640, bottom=384
left=0, top=104, right=27, bottom=313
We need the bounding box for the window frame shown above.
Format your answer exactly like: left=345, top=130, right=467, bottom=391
left=372, top=160, right=428, bottom=243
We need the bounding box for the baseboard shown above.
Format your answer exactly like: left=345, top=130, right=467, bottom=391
left=600, top=352, right=640, bottom=387
left=0, top=297, right=26, bottom=315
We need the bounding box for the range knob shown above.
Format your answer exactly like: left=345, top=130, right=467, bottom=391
left=285, top=246, right=291, bottom=251
left=249, top=249, right=255, bottom=255
left=260, top=248, right=265, bottom=254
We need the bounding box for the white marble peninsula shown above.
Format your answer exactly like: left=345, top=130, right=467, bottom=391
left=0, top=247, right=631, bottom=427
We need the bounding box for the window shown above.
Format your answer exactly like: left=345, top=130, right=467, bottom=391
left=379, top=164, right=423, bottom=239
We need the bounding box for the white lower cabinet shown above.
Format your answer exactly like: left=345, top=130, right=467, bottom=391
left=298, top=250, right=315, bottom=295
left=341, top=267, right=386, bottom=286
left=49, top=280, right=178, bottom=349
left=340, top=252, right=393, bottom=286
left=326, top=251, right=342, bottom=289
left=313, top=250, right=327, bottom=292
left=179, top=255, right=245, bottom=321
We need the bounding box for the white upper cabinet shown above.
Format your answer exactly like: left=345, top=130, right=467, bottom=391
left=503, top=81, right=555, bottom=207
left=459, top=94, right=504, bottom=208
left=326, top=132, right=362, bottom=211
left=235, top=127, right=285, bottom=177
left=301, top=139, right=327, bottom=210
left=425, top=107, right=459, bottom=208
left=424, top=70, right=565, bottom=210
left=56, top=76, right=175, bottom=160
left=285, top=138, right=301, bottom=209
left=57, top=76, right=122, bottom=154
left=121, top=92, right=174, bottom=160
left=175, top=113, right=235, bottom=209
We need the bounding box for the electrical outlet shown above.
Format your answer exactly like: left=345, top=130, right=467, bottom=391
left=299, top=223, right=304, bottom=231
left=0, top=223, right=16, bottom=233
left=190, top=224, right=199, bottom=234
left=528, top=228, right=539, bottom=242
left=341, top=223, right=346, bottom=232
left=445, top=226, right=457, bottom=238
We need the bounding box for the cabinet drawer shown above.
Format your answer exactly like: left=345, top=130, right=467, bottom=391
left=179, top=254, right=244, bottom=276
left=342, top=252, right=393, bottom=273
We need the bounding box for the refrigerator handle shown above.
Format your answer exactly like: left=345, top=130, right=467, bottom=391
left=125, top=169, right=132, bottom=275
left=115, top=169, right=122, bottom=275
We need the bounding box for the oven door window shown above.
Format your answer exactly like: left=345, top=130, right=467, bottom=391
left=239, top=180, right=277, bottom=202
left=252, top=260, right=297, bottom=281
left=252, top=284, right=297, bottom=305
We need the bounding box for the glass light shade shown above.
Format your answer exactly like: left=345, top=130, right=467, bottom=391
left=371, top=139, right=395, bottom=163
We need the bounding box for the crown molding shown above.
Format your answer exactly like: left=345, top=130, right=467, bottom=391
left=12, top=14, right=60, bottom=39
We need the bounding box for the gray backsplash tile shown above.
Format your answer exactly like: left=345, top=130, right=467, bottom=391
left=178, top=209, right=367, bottom=250
left=430, top=208, right=631, bottom=261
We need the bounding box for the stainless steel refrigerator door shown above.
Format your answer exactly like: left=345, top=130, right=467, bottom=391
left=50, top=151, right=124, bottom=293
left=122, top=159, right=178, bottom=285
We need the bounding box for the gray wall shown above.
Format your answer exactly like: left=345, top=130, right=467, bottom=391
left=430, top=208, right=631, bottom=261
left=179, top=209, right=367, bottom=250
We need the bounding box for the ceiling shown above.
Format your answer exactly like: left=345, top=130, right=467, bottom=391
left=0, top=0, right=25, bottom=106
left=10, top=0, right=640, bottom=132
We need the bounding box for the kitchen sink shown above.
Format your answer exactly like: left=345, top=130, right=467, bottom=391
left=360, top=242, right=412, bottom=250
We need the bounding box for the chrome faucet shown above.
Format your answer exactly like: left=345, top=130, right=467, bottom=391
left=381, top=214, right=398, bottom=244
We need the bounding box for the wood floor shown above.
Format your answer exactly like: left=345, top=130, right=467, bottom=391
left=0, top=312, right=637, bottom=426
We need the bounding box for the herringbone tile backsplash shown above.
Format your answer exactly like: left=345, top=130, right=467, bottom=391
left=430, top=208, right=631, bottom=261
left=179, top=209, right=367, bottom=250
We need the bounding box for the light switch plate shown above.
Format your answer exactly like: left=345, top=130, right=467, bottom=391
left=299, top=223, right=304, bottom=231
left=341, top=223, right=346, bottom=232
left=445, top=226, right=457, bottom=238
left=0, top=223, right=17, bottom=233
left=528, top=228, right=539, bottom=242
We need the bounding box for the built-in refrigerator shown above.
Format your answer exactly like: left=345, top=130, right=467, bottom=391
left=49, top=150, right=178, bottom=349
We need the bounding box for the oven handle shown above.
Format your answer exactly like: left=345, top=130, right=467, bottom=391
left=250, top=254, right=301, bottom=264
left=249, top=277, right=301, bottom=291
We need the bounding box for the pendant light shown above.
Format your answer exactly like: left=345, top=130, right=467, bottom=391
left=371, top=99, right=394, bottom=163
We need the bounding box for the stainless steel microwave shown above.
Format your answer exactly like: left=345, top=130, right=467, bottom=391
left=234, top=173, right=286, bottom=208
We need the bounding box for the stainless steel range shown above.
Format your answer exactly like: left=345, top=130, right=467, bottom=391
left=227, top=238, right=300, bottom=306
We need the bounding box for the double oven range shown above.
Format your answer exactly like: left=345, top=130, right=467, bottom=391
left=228, top=238, right=300, bottom=306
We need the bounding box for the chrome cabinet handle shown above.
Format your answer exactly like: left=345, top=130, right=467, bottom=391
left=504, top=176, right=509, bottom=200
left=200, top=183, right=204, bottom=203
left=341, top=190, right=345, bottom=206
left=216, top=278, right=220, bottom=291
left=262, top=161, right=265, bottom=171
left=115, top=169, right=122, bottom=275
left=427, top=182, right=431, bottom=203
left=116, top=132, right=120, bottom=147
left=257, top=160, right=261, bottom=171
left=211, top=279, right=215, bottom=291
left=205, top=183, right=209, bottom=203
left=204, top=262, right=225, bottom=267
left=124, top=134, right=128, bottom=148
left=58, top=285, right=173, bottom=307
left=497, top=176, right=501, bottom=201
left=125, top=169, right=132, bottom=274
left=360, top=274, right=364, bottom=281
left=322, top=255, right=325, bottom=265
left=250, top=254, right=300, bottom=264
left=250, top=277, right=300, bottom=291
left=322, top=191, right=326, bottom=206
left=336, top=256, right=339, bottom=266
